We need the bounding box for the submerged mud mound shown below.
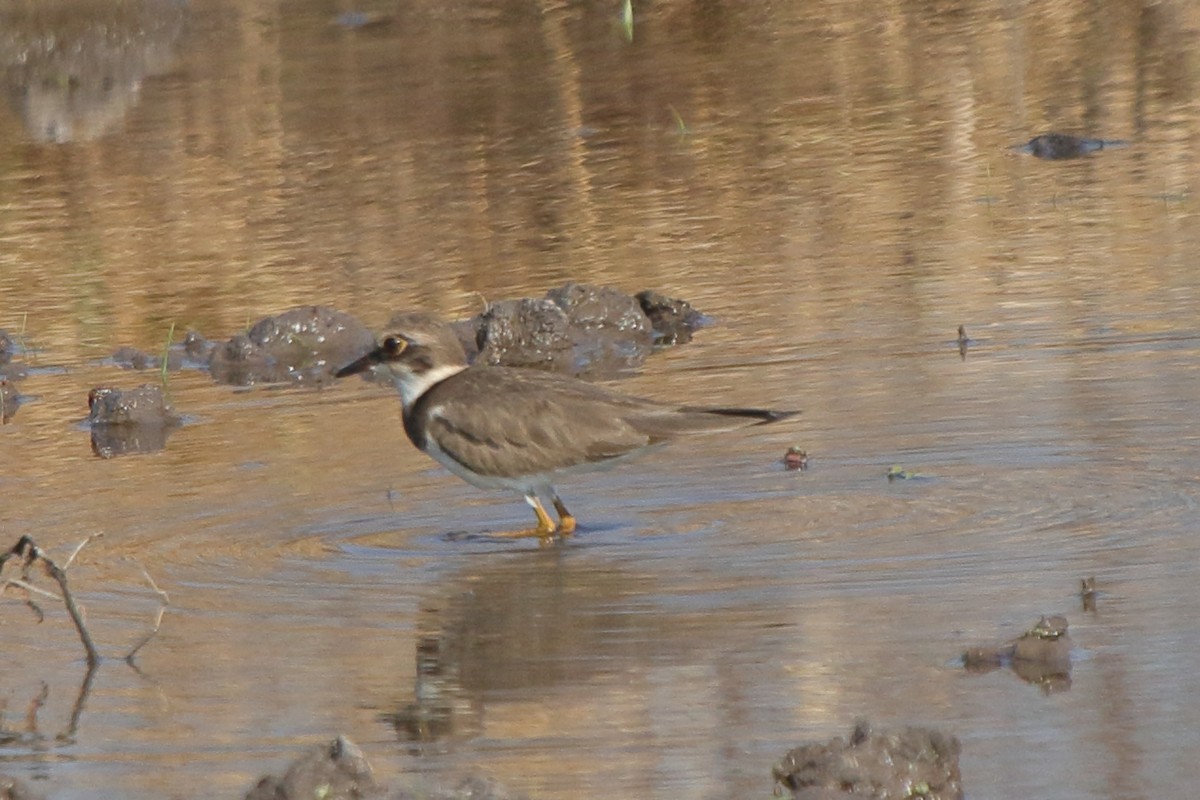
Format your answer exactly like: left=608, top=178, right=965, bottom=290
left=86, top=384, right=182, bottom=458
left=111, top=345, right=184, bottom=372
left=243, top=736, right=528, bottom=800
left=0, top=377, right=20, bottom=423
left=0, top=772, right=43, bottom=800
left=636, top=289, right=707, bottom=344
left=0, top=329, right=29, bottom=422
left=392, top=776, right=529, bottom=800
left=244, top=736, right=380, bottom=800
left=773, top=721, right=963, bottom=800
left=86, top=385, right=180, bottom=427
left=0, top=329, right=13, bottom=364
left=466, top=283, right=699, bottom=376
left=1013, top=133, right=1128, bottom=160
left=164, top=286, right=703, bottom=389
left=470, top=297, right=575, bottom=372
left=963, top=614, right=1073, bottom=691
left=208, top=306, right=376, bottom=386
left=0, top=329, right=29, bottom=381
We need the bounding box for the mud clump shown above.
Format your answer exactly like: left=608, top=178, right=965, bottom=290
left=1014, top=133, right=1128, bottom=160
left=332, top=10, right=394, bottom=29
left=87, top=385, right=180, bottom=427
left=0, top=330, right=27, bottom=422
left=0, top=362, right=27, bottom=382
left=635, top=289, right=707, bottom=344
left=187, top=289, right=703, bottom=388
left=244, top=736, right=381, bottom=800
left=0, top=329, right=28, bottom=382
left=111, top=345, right=184, bottom=372
left=547, top=281, right=653, bottom=373
left=209, top=306, right=376, bottom=386
left=963, top=615, right=1072, bottom=692
left=184, top=330, right=215, bottom=362
left=1080, top=577, right=1097, bottom=612
left=0, top=379, right=20, bottom=424
left=783, top=446, right=808, bottom=471
left=773, top=721, right=963, bottom=800
left=0, top=772, right=44, bottom=800
left=244, top=736, right=529, bottom=800
left=470, top=297, right=575, bottom=372
left=466, top=283, right=695, bottom=377
left=546, top=282, right=653, bottom=338
left=86, top=384, right=182, bottom=458
left=392, top=776, right=529, bottom=800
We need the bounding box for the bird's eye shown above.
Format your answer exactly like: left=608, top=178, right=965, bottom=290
left=382, top=335, right=407, bottom=357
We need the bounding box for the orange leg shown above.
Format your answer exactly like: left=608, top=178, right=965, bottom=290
left=484, top=495, right=558, bottom=542
left=553, top=496, right=576, bottom=536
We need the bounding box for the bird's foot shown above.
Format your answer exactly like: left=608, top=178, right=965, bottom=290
left=485, top=525, right=557, bottom=540
left=487, top=509, right=561, bottom=545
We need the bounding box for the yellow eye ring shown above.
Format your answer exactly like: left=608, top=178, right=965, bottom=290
left=382, top=335, right=408, bottom=356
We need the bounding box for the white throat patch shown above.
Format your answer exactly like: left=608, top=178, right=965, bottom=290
left=380, top=362, right=467, bottom=409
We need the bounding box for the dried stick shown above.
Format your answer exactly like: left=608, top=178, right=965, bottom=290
left=63, top=533, right=103, bottom=570
left=4, top=578, right=60, bottom=601
left=2, top=535, right=100, bottom=667
left=124, top=561, right=170, bottom=663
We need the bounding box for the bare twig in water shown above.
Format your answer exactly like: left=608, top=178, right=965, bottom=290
left=125, top=606, right=167, bottom=664
left=64, top=532, right=103, bottom=570
left=138, top=562, right=169, bottom=603
left=24, top=682, right=48, bottom=734
left=14, top=311, right=33, bottom=365
left=0, top=536, right=166, bottom=747
left=5, top=577, right=61, bottom=602
left=124, top=561, right=170, bottom=664
left=667, top=104, right=689, bottom=135
left=1, top=535, right=101, bottom=667
left=59, top=661, right=99, bottom=744
left=0, top=664, right=99, bottom=747
left=160, top=321, right=176, bottom=390
left=470, top=291, right=491, bottom=314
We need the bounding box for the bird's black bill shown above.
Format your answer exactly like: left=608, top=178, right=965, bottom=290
left=336, top=334, right=412, bottom=377
left=334, top=347, right=383, bottom=378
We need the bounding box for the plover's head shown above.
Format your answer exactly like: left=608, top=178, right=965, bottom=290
left=335, top=314, right=469, bottom=408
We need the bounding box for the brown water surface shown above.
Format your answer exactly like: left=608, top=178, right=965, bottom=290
left=2, top=1, right=1200, bottom=798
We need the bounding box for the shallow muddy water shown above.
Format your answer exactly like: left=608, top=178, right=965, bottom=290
left=2, top=1, right=1200, bottom=798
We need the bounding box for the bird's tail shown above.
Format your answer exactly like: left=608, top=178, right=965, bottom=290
left=627, top=405, right=799, bottom=441
left=639, top=406, right=800, bottom=438
left=693, top=407, right=800, bottom=426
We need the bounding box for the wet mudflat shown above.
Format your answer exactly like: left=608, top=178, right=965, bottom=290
left=3, top=0, right=1200, bottom=798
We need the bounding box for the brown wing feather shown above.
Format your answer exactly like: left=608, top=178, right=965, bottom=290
left=419, top=368, right=659, bottom=477
left=416, top=367, right=796, bottom=478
